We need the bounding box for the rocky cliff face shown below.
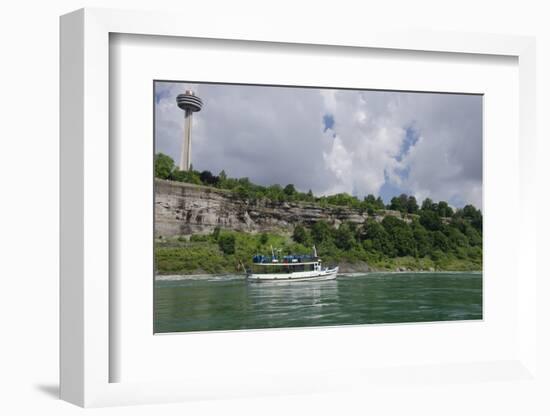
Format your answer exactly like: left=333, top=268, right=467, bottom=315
left=155, top=179, right=393, bottom=238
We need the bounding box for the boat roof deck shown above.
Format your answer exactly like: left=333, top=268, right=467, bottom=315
left=253, top=260, right=321, bottom=266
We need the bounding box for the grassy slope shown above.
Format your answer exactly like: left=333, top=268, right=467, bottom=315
left=155, top=231, right=482, bottom=275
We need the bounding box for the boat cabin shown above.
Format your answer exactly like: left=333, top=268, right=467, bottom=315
left=249, top=254, right=323, bottom=274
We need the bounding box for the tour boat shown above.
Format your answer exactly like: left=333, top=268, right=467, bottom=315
left=246, top=246, right=338, bottom=283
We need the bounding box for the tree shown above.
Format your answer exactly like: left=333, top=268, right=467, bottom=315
left=311, top=220, right=333, bottom=244
left=430, top=249, right=445, bottom=262
left=266, top=184, right=285, bottom=202
left=437, top=201, right=453, bottom=217
left=410, top=220, right=430, bottom=257
left=361, top=218, right=395, bottom=256
left=283, top=184, right=297, bottom=198
left=407, top=196, right=419, bottom=214
left=462, top=204, right=483, bottom=232
left=334, top=223, right=355, bottom=250
left=292, top=225, right=310, bottom=245
left=218, top=234, right=236, bottom=255
left=212, top=226, right=221, bottom=241
left=200, top=170, right=219, bottom=186
left=389, top=193, right=409, bottom=212
left=234, top=185, right=251, bottom=200
left=259, top=232, right=269, bottom=245
left=463, top=223, right=482, bottom=246
left=419, top=210, right=442, bottom=231
left=154, top=153, right=175, bottom=179
left=389, top=196, right=401, bottom=211
left=431, top=231, right=450, bottom=252
left=171, top=168, right=201, bottom=184
left=445, top=226, right=469, bottom=250
left=237, top=177, right=252, bottom=187
left=421, top=198, right=435, bottom=211
left=364, top=194, right=376, bottom=204
left=381, top=216, right=416, bottom=256
left=326, top=193, right=360, bottom=208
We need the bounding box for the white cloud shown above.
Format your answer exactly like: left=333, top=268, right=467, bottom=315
left=322, top=135, right=353, bottom=195
left=320, top=90, right=407, bottom=196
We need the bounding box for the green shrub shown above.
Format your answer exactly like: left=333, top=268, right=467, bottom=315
left=218, top=234, right=236, bottom=255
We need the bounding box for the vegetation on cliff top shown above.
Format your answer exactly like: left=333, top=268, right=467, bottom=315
left=156, top=152, right=386, bottom=213
left=154, top=153, right=482, bottom=274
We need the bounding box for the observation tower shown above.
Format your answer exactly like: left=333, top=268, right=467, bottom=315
left=176, top=90, right=203, bottom=171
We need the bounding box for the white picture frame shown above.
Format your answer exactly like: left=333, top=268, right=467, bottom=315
left=60, top=8, right=537, bottom=408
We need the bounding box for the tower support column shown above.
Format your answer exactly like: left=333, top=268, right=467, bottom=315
left=180, top=109, right=193, bottom=171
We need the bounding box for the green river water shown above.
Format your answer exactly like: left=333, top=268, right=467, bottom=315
left=154, top=272, right=482, bottom=333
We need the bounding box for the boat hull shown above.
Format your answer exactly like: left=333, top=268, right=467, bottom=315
left=246, top=267, right=339, bottom=283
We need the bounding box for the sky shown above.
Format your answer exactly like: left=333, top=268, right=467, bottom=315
left=155, top=81, right=482, bottom=209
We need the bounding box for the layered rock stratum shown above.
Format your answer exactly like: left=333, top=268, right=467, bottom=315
left=154, top=179, right=404, bottom=238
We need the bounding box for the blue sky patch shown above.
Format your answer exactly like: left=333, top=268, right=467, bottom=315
left=155, top=88, right=171, bottom=104
left=395, top=125, right=420, bottom=162
left=395, top=165, right=411, bottom=181
left=323, top=114, right=335, bottom=132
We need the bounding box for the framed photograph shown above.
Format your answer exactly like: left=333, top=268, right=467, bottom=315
left=60, top=8, right=537, bottom=407
left=152, top=80, right=484, bottom=334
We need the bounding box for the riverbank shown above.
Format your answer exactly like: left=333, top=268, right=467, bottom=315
left=155, top=231, right=482, bottom=275
left=335, top=256, right=481, bottom=273
left=155, top=247, right=481, bottom=274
